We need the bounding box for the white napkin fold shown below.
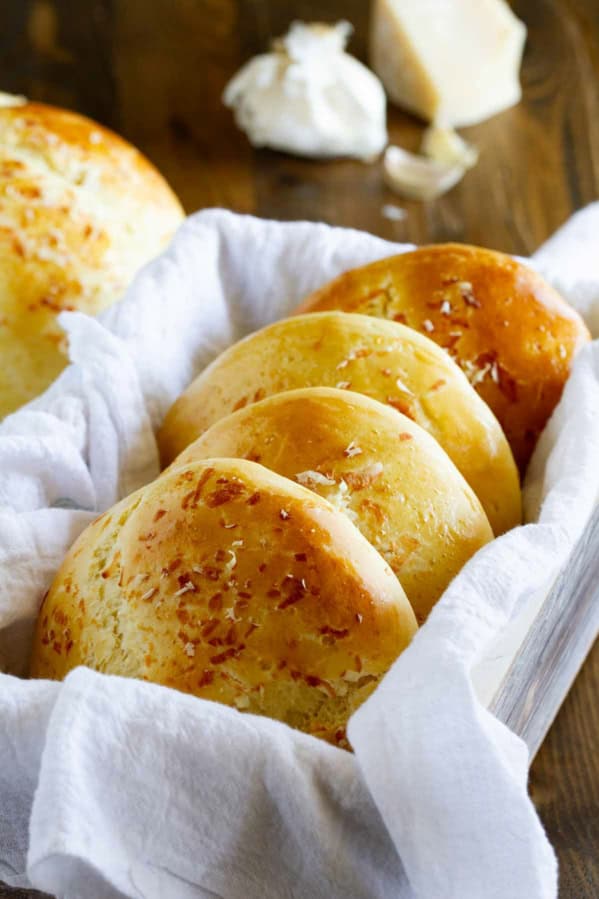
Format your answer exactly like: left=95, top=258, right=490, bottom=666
left=27, top=668, right=408, bottom=899
left=1, top=206, right=599, bottom=899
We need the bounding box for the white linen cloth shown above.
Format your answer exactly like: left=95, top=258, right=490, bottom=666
left=1, top=206, right=599, bottom=899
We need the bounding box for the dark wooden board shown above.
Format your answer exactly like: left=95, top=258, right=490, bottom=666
left=1, top=1, right=598, bottom=895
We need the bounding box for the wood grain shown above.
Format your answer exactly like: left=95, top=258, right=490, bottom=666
left=490, top=505, right=599, bottom=758
left=530, top=643, right=599, bottom=896
left=113, top=0, right=256, bottom=215
left=0, top=1, right=598, bottom=896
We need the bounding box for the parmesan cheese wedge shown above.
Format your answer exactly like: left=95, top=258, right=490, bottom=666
left=370, top=0, right=526, bottom=127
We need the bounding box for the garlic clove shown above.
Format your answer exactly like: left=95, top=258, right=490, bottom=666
left=383, top=145, right=466, bottom=201
left=421, top=126, right=479, bottom=169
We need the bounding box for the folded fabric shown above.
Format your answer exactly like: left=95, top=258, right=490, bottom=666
left=1, top=207, right=599, bottom=898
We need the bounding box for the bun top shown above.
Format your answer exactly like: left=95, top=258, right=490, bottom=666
left=30, top=457, right=416, bottom=746
left=173, top=388, right=494, bottom=622
left=296, top=243, right=591, bottom=470
left=158, top=311, right=521, bottom=535
left=0, top=96, right=184, bottom=416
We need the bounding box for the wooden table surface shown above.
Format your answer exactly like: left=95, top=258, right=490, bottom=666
left=1, top=1, right=599, bottom=896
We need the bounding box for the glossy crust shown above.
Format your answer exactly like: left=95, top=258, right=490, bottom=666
left=0, top=96, right=184, bottom=417
left=30, top=458, right=416, bottom=746
left=172, top=388, right=494, bottom=622
left=296, top=244, right=591, bottom=471
left=158, top=312, right=521, bottom=536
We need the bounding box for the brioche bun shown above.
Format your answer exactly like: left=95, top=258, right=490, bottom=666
left=173, top=388, right=494, bottom=621
left=296, top=244, right=591, bottom=470
left=0, top=95, right=184, bottom=417
left=30, top=457, right=416, bottom=746
left=158, top=312, right=521, bottom=535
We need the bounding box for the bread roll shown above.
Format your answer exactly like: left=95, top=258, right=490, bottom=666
left=172, top=388, right=494, bottom=622
left=30, top=457, right=416, bottom=746
left=0, top=94, right=184, bottom=417
left=158, top=312, right=520, bottom=535
left=296, top=244, right=591, bottom=470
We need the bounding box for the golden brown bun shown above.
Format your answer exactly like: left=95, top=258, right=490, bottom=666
left=296, top=244, right=591, bottom=471
left=172, top=388, right=494, bottom=622
left=0, top=94, right=184, bottom=417
left=158, top=312, right=521, bottom=536
left=30, top=457, right=416, bottom=746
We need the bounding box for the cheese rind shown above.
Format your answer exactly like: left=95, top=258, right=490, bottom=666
left=370, top=0, right=527, bottom=127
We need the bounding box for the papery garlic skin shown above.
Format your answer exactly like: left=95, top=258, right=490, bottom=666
left=223, top=21, right=388, bottom=161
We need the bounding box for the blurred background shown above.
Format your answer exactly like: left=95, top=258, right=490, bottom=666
left=1, top=2, right=598, bottom=897
left=2, top=0, right=599, bottom=254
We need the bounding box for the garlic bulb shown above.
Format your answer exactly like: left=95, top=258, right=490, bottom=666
left=223, top=21, right=387, bottom=161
